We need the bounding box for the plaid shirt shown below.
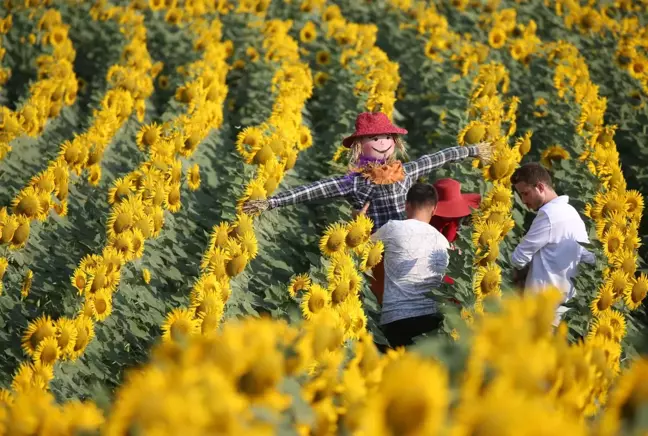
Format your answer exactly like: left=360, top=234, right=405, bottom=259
left=268, top=145, right=479, bottom=231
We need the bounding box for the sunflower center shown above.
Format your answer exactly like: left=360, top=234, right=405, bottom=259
left=465, top=125, right=486, bottom=145
left=632, top=281, right=647, bottom=303
left=200, top=312, right=220, bottom=334
left=308, top=295, right=326, bottom=313
left=40, top=343, right=59, bottom=365
left=31, top=325, right=55, bottom=350
left=114, top=212, right=133, bottom=234
left=15, top=195, right=41, bottom=218
left=95, top=297, right=107, bottom=314
left=326, top=231, right=346, bottom=252
left=480, top=271, right=499, bottom=294
left=385, top=394, right=428, bottom=435
left=488, top=159, right=511, bottom=180
left=597, top=291, right=613, bottom=312
left=226, top=255, right=247, bottom=277
left=170, top=318, right=193, bottom=342
left=332, top=282, right=350, bottom=304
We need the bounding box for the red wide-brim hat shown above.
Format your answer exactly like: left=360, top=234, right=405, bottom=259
left=433, top=178, right=481, bottom=218
left=342, top=112, right=408, bottom=147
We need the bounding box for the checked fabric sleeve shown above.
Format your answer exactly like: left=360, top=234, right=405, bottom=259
left=404, top=145, right=479, bottom=180
left=267, top=175, right=354, bottom=209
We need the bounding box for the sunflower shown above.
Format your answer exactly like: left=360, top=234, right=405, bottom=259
left=142, top=268, right=151, bottom=284
left=91, top=289, right=113, bottom=321
left=602, top=227, right=624, bottom=259
left=21, top=269, right=33, bottom=298
left=161, top=308, right=199, bottom=343
left=12, top=187, right=45, bottom=220
left=599, top=309, right=626, bottom=342
left=106, top=205, right=134, bottom=239
left=136, top=123, right=161, bottom=151
left=130, top=228, right=146, bottom=260
left=483, top=147, right=518, bottom=183
left=198, top=311, right=222, bottom=336
left=0, top=256, right=7, bottom=280
left=33, top=336, right=60, bottom=366
left=107, top=177, right=135, bottom=205
left=590, top=283, right=615, bottom=315
left=301, top=284, right=331, bottom=320
left=488, top=26, right=507, bottom=49
left=624, top=273, right=648, bottom=310
left=289, top=274, right=311, bottom=299
left=540, top=144, right=570, bottom=169
left=625, top=190, right=644, bottom=218
left=164, top=7, right=183, bottom=25
left=55, top=317, right=78, bottom=357
left=329, top=276, right=352, bottom=306
left=315, top=50, right=331, bottom=65
left=587, top=315, right=616, bottom=343
left=360, top=240, right=384, bottom=272
left=187, top=163, right=200, bottom=191
left=513, top=131, right=532, bottom=156
left=472, top=221, right=503, bottom=252
left=225, top=239, right=249, bottom=278
left=110, top=231, right=134, bottom=259
left=102, top=246, right=125, bottom=273
left=200, top=247, right=230, bottom=277
left=607, top=269, right=631, bottom=300
left=611, top=250, right=637, bottom=276
left=595, top=211, right=626, bottom=241
left=165, top=184, right=182, bottom=213
left=231, top=213, right=254, bottom=238
left=458, top=121, right=487, bottom=146
left=238, top=230, right=258, bottom=259
left=70, top=315, right=94, bottom=360
left=237, top=177, right=267, bottom=213
left=319, top=223, right=348, bottom=257
left=298, top=124, right=313, bottom=151
left=345, top=214, right=373, bottom=250
left=10, top=218, right=30, bottom=250
left=235, top=126, right=265, bottom=163
left=473, top=263, right=502, bottom=298
left=192, top=289, right=225, bottom=320
left=209, top=222, right=231, bottom=250
left=22, top=315, right=56, bottom=357
left=299, top=21, right=317, bottom=43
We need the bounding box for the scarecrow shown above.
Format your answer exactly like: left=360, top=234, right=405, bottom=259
left=430, top=178, right=481, bottom=286
left=242, top=112, right=492, bottom=305
left=242, top=111, right=492, bottom=229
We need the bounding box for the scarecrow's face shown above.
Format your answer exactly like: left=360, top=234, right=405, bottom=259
left=360, top=134, right=396, bottom=160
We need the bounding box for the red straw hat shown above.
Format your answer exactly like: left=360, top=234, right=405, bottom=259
left=342, top=112, right=408, bottom=147
left=433, top=178, right=481, bottom=218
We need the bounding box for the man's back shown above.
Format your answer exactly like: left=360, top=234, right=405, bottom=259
left=513, top=195, right=593, bottom=300
left=372, top=219, right=449, bottom=325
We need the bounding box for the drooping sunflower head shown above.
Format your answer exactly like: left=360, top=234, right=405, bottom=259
left=360, top=240, right=384, bottom=272
left=70, top=315, right=94, bottom=360
left=33, top=336, right=61, bottom=366
left=107, top=177, right=135, bottom=206
left=625, top=190, right=644, bottom=218
left=12, top=187, right=45, bottom=221
left=540, top=144, right=570, bottom=169
left=209, top=222, right=231, bottom=251
left=235, top=126, right=265, bottom=164
left=345, top=214, right=373, bottom=249
left=587, top=315, right=616, bottom=343
left=187, top=163, right=201, bottom=191
left=595, top=211, right=627, bottom=242
left=513, top=130, right=532, bottom=156
left=230, top=213, right=254, bottom=239
left=136, top=122, right=161, bottom=151
left=225, top=239, right=249, bottom=278
left=458, top=120, right=487, bottom=146
left=319, top=223, right=348, bottom=257
left=611, top=250, right=637, bottom=276
left=55, top=317, right=78, bottom=357
left=191, top=288, right=225, bottom=320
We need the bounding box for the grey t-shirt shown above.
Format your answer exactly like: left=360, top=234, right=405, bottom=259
left=372, top=219, right=450, bottom=325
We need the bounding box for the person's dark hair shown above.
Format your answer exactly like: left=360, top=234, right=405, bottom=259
left=511, top=162, right=553, bottom=188
left=406, top=183, right=438, bottom=209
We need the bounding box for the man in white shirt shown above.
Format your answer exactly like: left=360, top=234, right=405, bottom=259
left=510, top=163, right=595, bottom=325
left=371, top=183, right=450, bottom=348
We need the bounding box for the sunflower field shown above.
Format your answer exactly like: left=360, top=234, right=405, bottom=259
left=1, top=0, right=648, bottom=434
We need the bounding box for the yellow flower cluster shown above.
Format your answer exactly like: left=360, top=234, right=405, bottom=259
left=455, top=62, right=520, bottom=310
left=163, top=18, right=313, bottom=340
left=0, top=9, right=77, bottom=161
left=12, top=13, right=230, bottom=392
left=4, top=290, right=643, bottom=435
left=291, top=213, right=380, bottom=341
left=486, top=8, right=542, bottom=64
left=1, top=6, right=159, bottom=252
left=545, top=40, right=645, bottom=346
left=0, top=14, right=12, bottom=88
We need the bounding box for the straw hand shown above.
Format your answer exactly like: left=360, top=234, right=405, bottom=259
left=242, top=199, right=270, bottom=216
left=475, top=141, right=494, bottom=164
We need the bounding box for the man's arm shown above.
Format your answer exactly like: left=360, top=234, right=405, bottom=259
left=511, top=211, right=551, bottom=269
left=267, top=175, right=353, bottom=210
left=403, top=144, right=482, bottom=180
left=580, top=247, right=596, bottom=265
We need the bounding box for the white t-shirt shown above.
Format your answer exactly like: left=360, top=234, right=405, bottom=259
left=511, top=195, right=595, bottom=325
left=371, top=219, right=450, bottom=325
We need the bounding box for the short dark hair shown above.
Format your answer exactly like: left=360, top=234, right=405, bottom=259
left=406, top=183, right=438, bottom=209
left=511, top=162, right=553, bottom=188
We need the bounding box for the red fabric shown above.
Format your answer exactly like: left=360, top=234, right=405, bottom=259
left=369, top=258, right=385, bottom=305
left=433, top=178, right=481, bottom=218
left=343, top=112, right=408, bottom=147
left=430, top=216, right=460, bottom=243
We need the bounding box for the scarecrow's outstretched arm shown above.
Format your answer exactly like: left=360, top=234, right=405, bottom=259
left=242, top=175, right=354, bottom=215
left=404, top=143, right=492, bottom=180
